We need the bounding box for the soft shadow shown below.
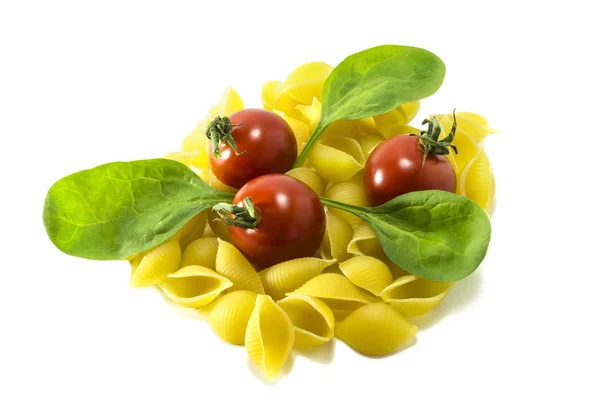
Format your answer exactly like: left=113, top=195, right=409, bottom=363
left=154, top=287, right=204, bottom=321
left=294, top=339, right=336, bottom=364
left=247, top=353, right=296, bottom=385
left=409, top=268, right=484, bottom=331
left=489, top=197, right=498, bottom=218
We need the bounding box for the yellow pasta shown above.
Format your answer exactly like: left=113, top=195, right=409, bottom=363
left=373, top=102, right=421, bottom=137
left=339, top=256, right=393, bottom=296
left=461, top=149, right=495, bottom=213
left=206, top=170, right=236, bottom=193
left=259, top=257, right=333, bottom=300
left=356, top=134, right=384, bottom=156
left=181, top=237, right=219, bottom=269
left=246, top=295, right=294, bottom=379
left=320, top=213, right=353, bottom=262
left=335, top=303, right=417, bottom=356
left=310, top=137, right=366, bottom=183
left=438, top=115, right=481, bottom=175
left=207, top=87, right=244, bottom=121
left=321, top=119, right=381, bottom=141
left=130, top=239, right=181, bottom=288
left=296, top=97, right=322, bottom=133
left=215, top=240, right=265, bottom=294
left=277, top=294, right=334, bottom=348
left=291, top=273, right=373, bottom=319
left=180, top=121, right=210, bottom=173
left=273, top=110, right=310, bottom=151
left=325, top=180, right=367, bottom=228
left=163, top=151, right=199, bottom=167
left=172, top=212, right=207, bottom=251
left=159, top=265, right=232, bottom=308
left=442, top=112, right=497, bottom=143
left=204, top=290, right=257, bottom=345
left=380, top=275, right=452, bottom=317
left=285, top=167, right=325, bottom=196
left=347, top=222, right=386, bottom=260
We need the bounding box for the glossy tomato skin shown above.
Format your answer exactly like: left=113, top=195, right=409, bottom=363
left=210, top=108, right=297, bottom=189
left=229, top=174, right=326, bottom=269
left=364, top=135, right=456, bottom=206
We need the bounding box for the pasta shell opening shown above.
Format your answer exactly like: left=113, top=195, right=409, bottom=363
left=181, top=237, right=219, bottom=269
left=320, top=213, right=353, bottom=262
left=380, top=275, right=452, bottom=317
left=130, top=239, right=181, bottom=288
left=278, top=294, right=334, bottom=348
left=216, top=240, right=265, bottom=294
left=310, top=137, right=366, bottom=183
left=259, top=257, right=334, bottom=301
left=159, top=265, right=232, bottom=308
left=206, top=290, right=257, bottom=345
left=339, top=256, right=393, bottom=296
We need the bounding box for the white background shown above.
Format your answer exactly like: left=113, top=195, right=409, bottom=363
left=1, top=0, right=599, bottom=413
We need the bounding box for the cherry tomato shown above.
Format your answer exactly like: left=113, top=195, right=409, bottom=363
left=208, top=108, right=297, bottom=189
left=228, top=174, right=326, bottom=268
left=364, top=135, right=456, bottom=206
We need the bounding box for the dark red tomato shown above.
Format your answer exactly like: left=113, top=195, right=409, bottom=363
left=229, top=174, right=326, bottom=269
left=209, top=108, right=297, bottom=189
left=364, top=135, right=456, bottom=206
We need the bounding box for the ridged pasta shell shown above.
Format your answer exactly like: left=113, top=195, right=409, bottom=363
left=259, top=257, right=334, bottom=300
left=159, top=265, right=232, bottom=308
left=347, top=222, right=386, bottom=260
left=173, top=211, right=207, bottom=251
left=207, top=87, right=244, bottom=120
left=130, top=239, right=181, bottom=288
left=339, top=256, right=393, bottom=296
left=335, top=303, right=417, bottom=356
left=273, top=111, right=310, bottom=151
left=204, top=290, right=257, bottom=345
left=181, top=237, right=219, bottom=269
left=461, top=150, right=495, bottom=214
left=320, top=213, right=353, bottom=262
left=277, top=294, right=334, bottom=348
left=285, top=167, right=325, bottom=196
left=325, top=180, right=367, bottom=228
left=438, top=116, right=481, bottom=175
left=380, top=275, right=453, bottom=317
left=180, top=121, right=209, bottom=173
left=290, top=273, right=372, bottom=319
left=278, top=61, right=333, bottom=104
left=321, top=119, right=381, bottom=141
left=245, top=295, right=294, bottom=379
left=216, top=240, right=265, bottom=294
left=310, top=137, right=366, bottom=183
left=163, top=151, right=199, bottom=167
left=439, top=112, right=497, bottom=143
left=356, top=134, right=384, bottom=156
left=296, top=97, right=321, bottom=133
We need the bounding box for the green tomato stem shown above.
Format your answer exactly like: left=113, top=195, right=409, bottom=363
left=205, top=116, right=245, bottom=158
left=418, top=109, right=459, bottom=167
left=212, top=196, right=260, bottom=229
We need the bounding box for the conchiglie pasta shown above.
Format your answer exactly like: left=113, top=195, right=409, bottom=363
left=291, top=273, right=372, bottom=319
left=180, top=121, right=209, bottom=172
left=461, top=149, right=495, bottom=213
left=335, top=303, right=417, bottom=356
left=321, top=119, right=381, bottom=141
left=356, top=134, right=384, bottom=156
left=285, top=168, right=325, bottom=196
left=204, top=290, right=257, bottom=345
left=310, top=137, right=366, bottom=183
left=172, top=211, right=207, bottom=250
left=159, top=266, right=232, bottom=308
left=380, top=275, right=452, bottom=317
left=215, top=240, right=264, bottom=294
left=273, top=110, right=310, bottom=150
left=325, top=180, right=367, bottom=228
left=207, top=87, right=244, bottom=120
left=130, top=239, right=181, bottom=288
left=339, top=256, right=392, bottom=296
left=347, top=222, right=385, bottom=260
left=245, top=295, right=294, bottom=379
left=181, top=237, right=219, bottom=269
left=207, top=211, right=232, bottom=243
left=437, top=114, right=481, bottom=174
left=277, top=294, right=334, bottom=348
left=320, top=213, right=353, bottom=262
left=446, top=112, right=497, bottom=143
left=296, top=97, right=321, bottom=133
left=259, top=258, right=333, bottom=300
left=163, top=151, right=199, bottom=167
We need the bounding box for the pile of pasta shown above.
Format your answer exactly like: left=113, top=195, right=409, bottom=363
left=135, top=61, right=497, bottom=380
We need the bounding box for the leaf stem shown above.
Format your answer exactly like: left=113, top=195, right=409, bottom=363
left=320, top=197, right=366, bottom=218
left=293, top=120, right=329, bottom=168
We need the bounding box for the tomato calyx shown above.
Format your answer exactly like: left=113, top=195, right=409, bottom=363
left=416, top=109, right=459, bottom=167
left=205, top=115, right=245, bottom=158
left=212, top=196, right=260, bottom=229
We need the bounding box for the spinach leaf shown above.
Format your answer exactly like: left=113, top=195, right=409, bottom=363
left=43, top=159, right=234, bottom=260
left=320, top=190, right=491, bottom=282
left=295, top=45, right=446, bottom=167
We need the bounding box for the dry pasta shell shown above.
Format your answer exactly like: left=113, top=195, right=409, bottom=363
left=347, top=222, right=386, bottom=260
left=356, top=134, right=384, bottom=156
left=335, top=303, right=417, bottom=356
left=325, top=180, right=367, bottom=228
left=310, top=137, right=366, bottom=183
left=215, top=240, right=265, bottom=294
left=180, top=121, right=210, bottom=173
left=259, top=257, right=334, bottom=301
left=277, top=294, right=334, bottom=348
left=163, top=151, right=199, bottom=167
left=461, top=150, right=495, bottom=214
left=159, top=265, right=232, bottom=308
left=285, top=167, right=325, bottom=196
left=278, top=61, right=333, bottom=104
left=181, top=237, right=219, bottom=269
left=130, top=239, right=181, bottom=288
left=290, top=273, right=372, bottom=319
left=207, top=87, right=244, bottom=120
left=173, top=211, right=207, bottom=251
left=440, top=112, right=497, bottom=143
left=339, top=256, right=393, bottom=296
left=320, top=213, right=353, bottom=262
left=204, top=290, right=257, bottom=345
left=380, top=275, right=453, bottom=317
left=296, top=97, right=321, bottom=133
left=273, top=110, right=310, bottom=151
left=245, top=295, right=294, bottom=379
